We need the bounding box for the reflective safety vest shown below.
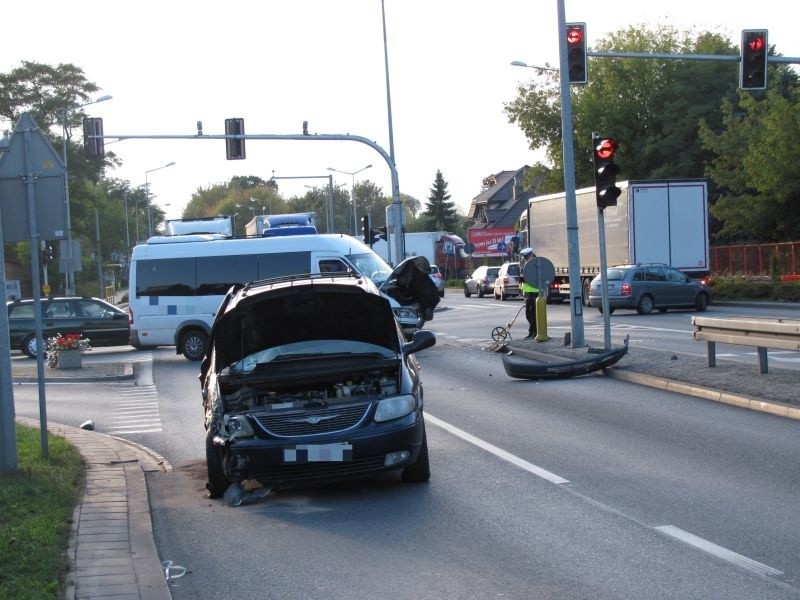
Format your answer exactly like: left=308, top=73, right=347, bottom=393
left=521, top=280, right=539, bottom=294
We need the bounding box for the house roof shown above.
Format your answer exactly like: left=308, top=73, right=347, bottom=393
left=468, top=166, right=535, bottom=230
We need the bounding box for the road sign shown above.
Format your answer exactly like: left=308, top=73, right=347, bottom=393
left=523, top=256, right=556, bottom=290
left=0, top=113, right=67, bottom=243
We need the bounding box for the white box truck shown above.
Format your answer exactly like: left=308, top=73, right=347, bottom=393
left=521, top=179, right=709, bottom=304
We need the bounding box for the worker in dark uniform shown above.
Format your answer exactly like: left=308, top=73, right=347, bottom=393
left=518, top=247, right=539, bottom=339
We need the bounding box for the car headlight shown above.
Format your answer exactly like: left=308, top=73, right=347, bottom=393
left=374, top=395, right=416, bottom=422
left=223, top=414, right=255, bottom=440
left=394, top=307, right=418, bottom=321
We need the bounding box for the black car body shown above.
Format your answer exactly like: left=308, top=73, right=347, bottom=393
left=588, top=263, right=713, bottom=314
left=199, top=273, right=436, bottom=498
left=6, top=296, right=131, bottom=358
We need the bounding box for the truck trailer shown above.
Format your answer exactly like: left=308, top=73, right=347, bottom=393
left=520, top=179, right=709, bottom=304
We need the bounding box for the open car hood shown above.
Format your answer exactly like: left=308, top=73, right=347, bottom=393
left=207, top=279, right=402, bottom=371
left=378, top=256, right=440, bottom=317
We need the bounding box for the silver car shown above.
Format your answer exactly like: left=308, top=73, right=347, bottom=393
left=588, top=263, right=712, bottom=314
left=493, top=262, right=521, bottom=301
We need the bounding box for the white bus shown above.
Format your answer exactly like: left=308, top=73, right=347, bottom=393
left=128, top=232, right=433, bottom=360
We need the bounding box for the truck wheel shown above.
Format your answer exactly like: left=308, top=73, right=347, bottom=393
left=180, top=329, right=208, bottom=361
left=636, top=294, right=654, bottom=315
left=464, top=286, right=471, bottom=298
left=205, top=430, right=229, bottom=499
left=695, top=292, right=709, bottom=311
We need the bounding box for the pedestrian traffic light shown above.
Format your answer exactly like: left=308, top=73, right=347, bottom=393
left=225, top=118, right=246, bottom=160
left=566, top=22, right=587, bottom=84
left=83, top=117, right=105, bottom=159
left=42, top=243, right=55, bottom=264
left=740, top=29, right=768, bottom=90
left=592, top=134, right=621, bottom=210
left=362, top=215, right=373, bottom=245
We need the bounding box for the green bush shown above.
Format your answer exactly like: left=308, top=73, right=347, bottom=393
left=710, top=277, right=800, bottom=302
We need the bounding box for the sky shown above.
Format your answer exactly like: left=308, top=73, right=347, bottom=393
left=3, top=1, right=799, bottom=223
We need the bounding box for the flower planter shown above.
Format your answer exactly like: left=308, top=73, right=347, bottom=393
left=56, top=350, right=82, bottom=369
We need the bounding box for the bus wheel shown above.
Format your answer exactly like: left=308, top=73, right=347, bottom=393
left=180, top=329, right=208, bottom=361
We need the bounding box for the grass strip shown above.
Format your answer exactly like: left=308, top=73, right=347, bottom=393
left=0, top=423, right=83, bottom=600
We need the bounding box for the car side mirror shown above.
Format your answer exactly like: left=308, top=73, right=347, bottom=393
left=403, top=329, right=436, bottom=354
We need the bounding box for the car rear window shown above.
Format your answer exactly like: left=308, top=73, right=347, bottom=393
left=507, top=264, right=520, bottom=276
left=487, top=268, right=499, bottom=277
left=606, top=268, right=630, bottom=280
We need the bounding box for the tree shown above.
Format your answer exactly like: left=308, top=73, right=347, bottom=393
left=700, top=90, right=800, bottom=242
left=423, top=170, right=458, bottom=231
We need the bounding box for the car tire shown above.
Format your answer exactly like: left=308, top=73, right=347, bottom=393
left=501, top=289, right=508, bottom=301
left=695, top=292, right=709, bottom=311
left=464, top=286, right=472, bottom=298
left=478, top=288, right=484, bottom=298
left=439, top=289, right=445, bottom=298
left=205, top=429, right=229, bottom=499
left=401, top=426, right=430, bottom=483
left=636, top=294, right=654, bottom=315
left=22, top=334, right=39, bottom=359
left=180, top=329, right=208, bottom=361
left=598, top=305, right=615, bottom=315
left=658, top=308, right=668, bottom=313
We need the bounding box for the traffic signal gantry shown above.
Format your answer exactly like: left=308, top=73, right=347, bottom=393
left=592, top=134, right=621, bottom=210
left=565, top=22, right=587, bottom=84
left=740, top=29, right=768, bottom=90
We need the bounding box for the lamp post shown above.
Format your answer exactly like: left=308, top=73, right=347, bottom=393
left=327, top=164, right=372, bottom=235
left=61, top=94, right=112, bottom=295
left=145, top=161, right=176, bottom=237
left=509, top=60, right=559, bottom=72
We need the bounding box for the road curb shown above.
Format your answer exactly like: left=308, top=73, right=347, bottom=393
left=605, top=367, right=800, bottom=421
left=11, top=363, right=135, bottom=384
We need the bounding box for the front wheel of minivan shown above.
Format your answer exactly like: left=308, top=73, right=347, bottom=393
left=205, top=430, right=229, bottom=499
left=180, top=329, right=208, bottom=361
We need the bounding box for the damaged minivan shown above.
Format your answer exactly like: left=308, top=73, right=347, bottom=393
left=200, top=272, right=436, bottom=499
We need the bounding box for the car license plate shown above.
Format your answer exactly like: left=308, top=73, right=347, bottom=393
left=283, top=443, right=353, bottom=463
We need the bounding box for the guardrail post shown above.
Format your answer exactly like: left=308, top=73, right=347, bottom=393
left=706, top=341, right=716, bottom=368
left=758, top=347, right=768, bottom=374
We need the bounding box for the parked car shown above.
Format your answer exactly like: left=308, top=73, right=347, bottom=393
left=493, top=262, right=521, bottom=300
left=588, top=263, right=713, bottom=314
left=6, top=296, right=131, bottom=358
left=428, top=264, right=445, bottom=297
left=464, top=265, right=500, bottom=298
left=200, top=272, right=437, bottom=499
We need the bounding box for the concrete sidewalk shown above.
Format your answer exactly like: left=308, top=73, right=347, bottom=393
left=15, top=416, right=172, bottom=600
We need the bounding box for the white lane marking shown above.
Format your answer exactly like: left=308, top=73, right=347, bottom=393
left=655, top=525, right=783, bottom=577
left=425, top=413, right=569, bottom=484
left=106, top=384, right=163, bottom=434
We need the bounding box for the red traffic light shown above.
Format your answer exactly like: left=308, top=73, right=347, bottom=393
left=594, top=138, right=617, bottom=160
left=567, top=27, right=583, bottom=45
left=747, top=35, right=765, bottom=52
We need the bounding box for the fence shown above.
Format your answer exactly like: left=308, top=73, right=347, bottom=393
left=710, top=241, right=800, bottom=277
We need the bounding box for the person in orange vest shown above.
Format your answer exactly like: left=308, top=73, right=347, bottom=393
left=518, top=247, right=538, bottom=339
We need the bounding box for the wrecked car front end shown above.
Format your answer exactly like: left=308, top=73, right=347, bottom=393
left=200, top=273, right=435, bottom=499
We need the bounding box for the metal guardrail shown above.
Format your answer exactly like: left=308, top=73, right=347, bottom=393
left=692, top=315, right=800, bottom=373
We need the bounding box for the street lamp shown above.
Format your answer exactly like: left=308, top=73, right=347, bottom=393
left=61, top=94, right=112, bottom=295
left=145, top=161, right=176, bottom=237
left=327, top=164, right=372, bottom=235
left=510, top=60, right=559, bottom=73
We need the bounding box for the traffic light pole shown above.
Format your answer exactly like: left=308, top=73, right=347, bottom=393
left=556, top=0, right=585, bottom=348
left=85, top=129, right=405, bottom=265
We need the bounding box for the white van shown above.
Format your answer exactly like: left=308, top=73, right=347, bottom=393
left=128, top=232, right=437, bottom=360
